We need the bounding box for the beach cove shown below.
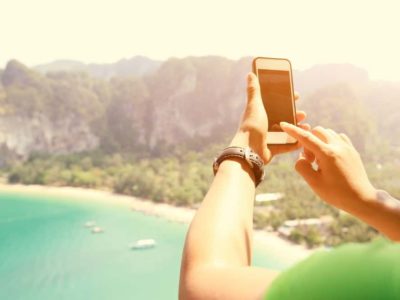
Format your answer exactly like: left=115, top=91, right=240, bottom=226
left=0, top=184, right=313, bottom=299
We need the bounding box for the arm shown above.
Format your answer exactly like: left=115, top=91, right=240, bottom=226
left=179, top=73, right=309, bottom=300
left=280, top=122, right=400, bottom=241
left=362, top=189, right=400, bottom=241
left=179, top=157, right=278, bottom=300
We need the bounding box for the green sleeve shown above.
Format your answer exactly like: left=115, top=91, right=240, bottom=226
left=265, top=238, right=400, bottom=300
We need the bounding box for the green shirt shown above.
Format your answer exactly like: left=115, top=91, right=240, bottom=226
left=265, top=238, right=400, bottom=300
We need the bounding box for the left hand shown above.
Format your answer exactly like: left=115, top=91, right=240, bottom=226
left=280, top=123, right=376, bottom=213
left=229, top=72, right=310, bottom=164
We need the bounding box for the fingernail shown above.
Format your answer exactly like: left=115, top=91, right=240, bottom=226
left=280, top=121, right=292, bottom=128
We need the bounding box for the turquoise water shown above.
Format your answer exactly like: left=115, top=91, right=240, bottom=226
left=0, top=191, right=286, bottom=300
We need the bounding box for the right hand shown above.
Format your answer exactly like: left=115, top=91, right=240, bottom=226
left=230, top=73, right=310, bottom=164
left=280, top=122, right=377, bottom=213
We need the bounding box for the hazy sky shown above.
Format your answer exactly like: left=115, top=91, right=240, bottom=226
left=1, top=0, right=400, bottom=80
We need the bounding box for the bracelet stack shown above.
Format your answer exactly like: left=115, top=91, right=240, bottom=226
left=213, top=146, right=265, bottom=187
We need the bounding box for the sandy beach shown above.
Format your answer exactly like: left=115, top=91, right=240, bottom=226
left=0, top=184, right=314, bottom=264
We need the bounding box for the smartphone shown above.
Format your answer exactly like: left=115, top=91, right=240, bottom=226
left=252, top=57, right=297, bottom=144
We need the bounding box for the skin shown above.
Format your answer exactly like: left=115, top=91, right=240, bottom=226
left=179, top=72, right=400, bottom=300
left=280, top=122, right=400, bottom=241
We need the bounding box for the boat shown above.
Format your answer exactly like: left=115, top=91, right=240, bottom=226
left=91, top=226, right=104, bottom=234
left=130, top=239, right=156, bottom=250
left=84, top=221, right=96, bottom=228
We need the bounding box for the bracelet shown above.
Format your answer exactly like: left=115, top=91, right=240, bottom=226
left=213, top=146, right=265, bottom=187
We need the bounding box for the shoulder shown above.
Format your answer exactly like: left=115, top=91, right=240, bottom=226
left=265, top=238, right=400, bottom=300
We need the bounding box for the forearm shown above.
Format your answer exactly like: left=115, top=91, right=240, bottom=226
left=181, top=158, right=256, bottom=270
left=179, top=73, right=280, bottom=300
left=349, top=190, right=400, bottom=241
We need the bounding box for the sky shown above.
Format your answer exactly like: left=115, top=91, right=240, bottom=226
left=1, top=0, right=400, bottom=80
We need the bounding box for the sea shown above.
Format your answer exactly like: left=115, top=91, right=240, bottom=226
left=0, top=190, right=290, bottom=300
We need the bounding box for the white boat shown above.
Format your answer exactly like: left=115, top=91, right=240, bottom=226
left=84, top=221, right=96, bottom=228
left=130, top=239, right=156, bottom=250
left=91, top=226, right=104, bottom=234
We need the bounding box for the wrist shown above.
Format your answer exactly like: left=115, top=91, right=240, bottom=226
left=218, top=157, right=256, bottom=185
left=213, top=146, right=265, bottom=187
left=367, top=189, right=400, bottom=212
left=346, top=185, right=379, bottom=217
left=229, top=131, right=270, bottom=164
left=229, top=131, right=256, bottom=148
left=348, top=188, right=400, bottom=241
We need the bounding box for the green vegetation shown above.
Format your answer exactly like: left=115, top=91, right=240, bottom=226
left=251, top=155, right=399, bottom=248
left=289, top=226, right=323, bottom=248
left=7, top=148, right=399, bottom=248
left=2, top=57, right=400, bottom=248
left=7, top=149, right=216, bottom=206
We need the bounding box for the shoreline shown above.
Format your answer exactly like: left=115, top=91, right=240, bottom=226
left=0, top=184, right=314, bottom=264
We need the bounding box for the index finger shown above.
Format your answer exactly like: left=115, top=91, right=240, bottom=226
left=280, top=122, right=327, bottom=154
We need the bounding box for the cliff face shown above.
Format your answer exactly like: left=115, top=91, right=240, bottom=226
left=0, top=60, right=102, bottom=165
left=0, top=56, right=398, bottom=165
left=0, top=113, right=98, bottom=161
left=0, top=57, right=251, bottom=163
left=146, top=57, right=249, bottom=149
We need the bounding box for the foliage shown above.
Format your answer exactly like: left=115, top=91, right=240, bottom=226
left=2, top=58, right=400, bottom=248
left=289, top=226, right=323, bottom=248
left=7, top=148, right=395, bottom=248
left=7, top=151, right=213, bottom=206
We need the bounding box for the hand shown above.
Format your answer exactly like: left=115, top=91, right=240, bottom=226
left=280, top=122, right=377, bottom=213
left=268, top=108, right=310, bottom=157
left=229, top=72, right=310, bottom=164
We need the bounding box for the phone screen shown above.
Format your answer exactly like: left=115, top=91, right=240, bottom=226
left=258, top=69, right=295, bottom=132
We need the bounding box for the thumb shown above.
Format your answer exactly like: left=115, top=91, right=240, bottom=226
left=246, top=72, right=262, bottom=103
left=261, top=146, right=272, bottom=165
left=295, top=155, right=318, bottom=188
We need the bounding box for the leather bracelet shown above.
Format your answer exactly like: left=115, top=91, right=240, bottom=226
left=213, top=146, right=265, bottom=187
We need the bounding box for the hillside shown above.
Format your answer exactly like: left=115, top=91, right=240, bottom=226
left=0, top=56, right=399, bottom=166
left=34, top=56, right=161, bottom=79
left=3, top=56, right=400, bottom=247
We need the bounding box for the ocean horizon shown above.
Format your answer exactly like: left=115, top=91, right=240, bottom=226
left=0, top=190, right=289, bottom=300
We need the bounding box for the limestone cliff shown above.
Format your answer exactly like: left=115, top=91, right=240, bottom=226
left=0, top=113, right=98, bottom=163
left=0, top=57, right=393, bottom=165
